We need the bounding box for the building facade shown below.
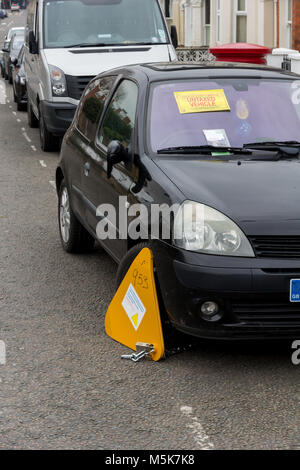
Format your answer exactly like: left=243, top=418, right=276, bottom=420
left=160, top=0, right=296, bottom=50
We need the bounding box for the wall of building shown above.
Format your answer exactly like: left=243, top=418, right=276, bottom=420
left=161, top=0, right=298, bottom=51
left=292, top=0, right=300, bottom=50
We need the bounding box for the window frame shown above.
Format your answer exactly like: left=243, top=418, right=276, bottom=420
left=287, top=0, right=293, bottom=49
left=95, top=77, right=140, bottom=157
left=75, top=75, right=118, bottom=143
left=233, top=0, right=247, bottom=43
left=202, top=0, right=211, bottom=47
left=216, top=0, right=221, bottom=44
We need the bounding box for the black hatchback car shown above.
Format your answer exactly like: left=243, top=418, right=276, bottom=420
left=3, top=32, right=24, bottom=84
left=56, top=62, right=300, bottom=340
left=12, top=45, right=27, bottom=110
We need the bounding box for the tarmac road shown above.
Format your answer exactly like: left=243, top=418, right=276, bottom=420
left=0, top=9, right=299, bottom=451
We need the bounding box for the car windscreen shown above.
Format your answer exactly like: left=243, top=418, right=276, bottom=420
left=7, top=28, right=24, bottom=40
left=11, top=36, right=24, bottom=54
left=43, top=0, right=168, bottom=49
left=149, top=78, right=300, bottom=152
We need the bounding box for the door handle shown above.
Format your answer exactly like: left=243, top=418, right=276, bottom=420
left=84, top=162, right=90, bottom=176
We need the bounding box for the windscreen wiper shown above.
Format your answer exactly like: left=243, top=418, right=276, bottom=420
left=157, top=145, right=252, bottom=155
left=244, top=141, right=300, bottom=157
left=64, top=42, right=115, bottom=48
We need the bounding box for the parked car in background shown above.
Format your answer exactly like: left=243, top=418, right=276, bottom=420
left=12, top=45, right=27, bottom=110
left=24, top=0, right=178, bottom=152
left=3, top=32, right=24, bottom=83
left=0, top=52, right=4, bottom=78
left=2, top=26, right=25, bottom=80
left=11, top=3, right=20, bottom=12
left=5, top=27, right=25, bottom=42
left=57, top=62, right=300, bottom=341
left=0, top=9, right=8, bottom=18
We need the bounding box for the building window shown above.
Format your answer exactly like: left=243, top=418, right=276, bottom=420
left=234, top=0, right=247, bottom=43
left=165, top=0, right=170, bottom=18
left=287, top=0, right=292, bottom=48
left=203, top=0, right=211, bottom=46
left=216, top=0, right=221, bottom=43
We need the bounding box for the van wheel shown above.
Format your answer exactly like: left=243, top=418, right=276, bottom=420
left=27, top=100, right=38, bottom=128
left=116, top=242, right=190, bottom=350
left=58, top=180, right=95, bottom=253
left=39, top=103, right=59, bottom=152
left=17, top=98, right=24, bottom=111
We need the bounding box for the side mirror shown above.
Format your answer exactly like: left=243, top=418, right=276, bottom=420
left=28, top=30, right=38, bottom=54
left=107, top=140, right=129, bottom=179
left=170, top=25, right=178, bottom=49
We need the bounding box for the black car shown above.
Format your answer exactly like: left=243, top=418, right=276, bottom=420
left=12, top=45, right=27, bottom=110
left=3, top=32, right=24, bottom=84
left=56, top=62, right=300, bottom=341
left=0, top=9, right=8, bottom=18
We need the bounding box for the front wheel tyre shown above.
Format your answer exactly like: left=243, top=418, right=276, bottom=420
left=39, top=103, right=59, bottom=152
left=116, top=242, right=191, bottom=350
left=58, top=181, right=95, bottom=253
left=27, top=100, right=38, bottom=128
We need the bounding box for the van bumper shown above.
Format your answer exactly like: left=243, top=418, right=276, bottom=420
left=41, top=101, right=77, bottom=136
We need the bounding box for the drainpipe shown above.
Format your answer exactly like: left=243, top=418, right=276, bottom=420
left=274, top=0, right=278, bottom=48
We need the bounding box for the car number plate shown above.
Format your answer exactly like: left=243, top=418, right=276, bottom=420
left=290, top=279, right=300, bottom=302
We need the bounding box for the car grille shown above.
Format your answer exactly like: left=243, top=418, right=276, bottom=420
left=232, top=297, right=300, bottom=325
left=249, top=236, right=300, bottom=259
left=65, top=75, right=94, bottom=100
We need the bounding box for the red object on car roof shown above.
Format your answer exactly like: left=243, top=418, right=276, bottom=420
left=209, top=43, right=272, bottom=65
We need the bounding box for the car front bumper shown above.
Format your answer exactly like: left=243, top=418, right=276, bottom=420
left=40, top=100, right=77, bottom=136
left=152, top=240, right=300, bottom=340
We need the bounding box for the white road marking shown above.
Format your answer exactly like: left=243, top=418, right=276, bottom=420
left=12, top=111, right=16, bottom=116
left=49, top=180, right=56, bottom=190
left=0, top=87, right=6, bottom=104
left=22, top=132, right=32, bottom=143
left=180, top=406, right=214, bottom=450
left=31, top=145, right=37, bottom=152
left=17, top=118, right=21, bottom=122
left=21, top=127, right=25, bottom=131
left=39, top=160, right=46, bottom=167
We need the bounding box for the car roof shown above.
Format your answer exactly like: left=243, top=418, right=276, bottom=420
left=103, top=61, right=300, bottom=82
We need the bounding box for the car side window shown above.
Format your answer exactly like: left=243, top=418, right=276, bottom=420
left=97, top=79, right=138, bottom=150
left=76, top=76, right=116, bottom=142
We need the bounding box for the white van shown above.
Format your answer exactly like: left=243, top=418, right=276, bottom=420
left=24, top=0, right=178, bottom=151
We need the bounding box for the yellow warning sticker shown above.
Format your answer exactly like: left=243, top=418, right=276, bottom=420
left=174, top=89, right=231, bottom=114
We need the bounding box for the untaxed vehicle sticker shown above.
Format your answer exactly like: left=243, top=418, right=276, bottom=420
left=174, top=89, right=231, bottom=114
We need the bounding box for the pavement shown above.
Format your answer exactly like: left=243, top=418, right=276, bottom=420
left=0, top=9, right=300, bottom=451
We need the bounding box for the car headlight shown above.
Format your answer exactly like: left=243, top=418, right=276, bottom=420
left=173, top=201, right=255, bottom=257
left=49, top=65, right=67, bottom=97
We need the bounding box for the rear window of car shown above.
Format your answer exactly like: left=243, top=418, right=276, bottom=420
left=149, top=78, right=300, bottom=152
